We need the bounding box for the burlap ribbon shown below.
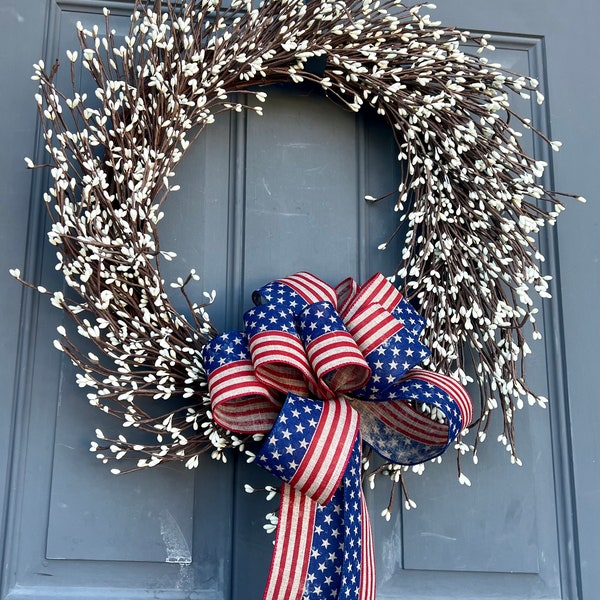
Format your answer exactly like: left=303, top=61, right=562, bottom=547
left=202, top=272, right=472, bottom=599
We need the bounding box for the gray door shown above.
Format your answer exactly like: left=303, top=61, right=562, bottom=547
left=1, top=1, right=598, bottom=599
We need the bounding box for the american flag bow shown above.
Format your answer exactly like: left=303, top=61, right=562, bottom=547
left=202, top=272, right=473, bottom=600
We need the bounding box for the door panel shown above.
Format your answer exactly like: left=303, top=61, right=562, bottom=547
left=380, top=36, right=558, bottom=586
left=2, top=1, right=597, bottom=600
left=2, top=2, right=233, bottom=598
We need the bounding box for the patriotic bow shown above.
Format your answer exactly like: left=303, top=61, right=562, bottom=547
left=202, top=273, right=472, bottom=600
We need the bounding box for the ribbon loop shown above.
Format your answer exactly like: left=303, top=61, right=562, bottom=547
left=340, top=272, right=426, bottom=337
left=356, top=368, right=474, bottom=465
left=334, top=276, right=359, bottom=316
left=257, top=393, right=360, bottom=506
left=343, top=302, right=403, bottom=357
left=335, top=272, right=431, bottom=398
left=253, top=272, right=337, bottom=310
left=297, top=301, right=371, bottom=399
left=349, top=325, right=431, bottom=401
left=244, top=304, right=318, bottom=397
left=201, top=332, right=281, bottom=434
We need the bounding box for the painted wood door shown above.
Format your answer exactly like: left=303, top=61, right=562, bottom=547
left=1, top=1, right=598, bottom=599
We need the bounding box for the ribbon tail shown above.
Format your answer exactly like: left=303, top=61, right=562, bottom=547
left=263, top=483, right=317, bottom=600
left=336, top=438, right=376, bottom=600
left=264, top=438, right=376, bottom=600
left=359, top=485, right=376, bottom=600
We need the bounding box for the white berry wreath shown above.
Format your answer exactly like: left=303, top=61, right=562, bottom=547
left=15, top=0, right=581, bottom=506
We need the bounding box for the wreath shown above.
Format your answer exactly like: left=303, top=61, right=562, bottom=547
left=13, top=0, right=582, bottom=595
